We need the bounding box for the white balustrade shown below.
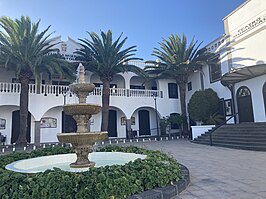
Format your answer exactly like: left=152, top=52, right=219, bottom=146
left=29, top=84, right=36, bottom=93
left=127, top=61, right=155, bottom=68
left=129, top=89, right=160, bottom=97
left=110, top=88, right=126, bottom=96
left=90, top=87, right=102, bottom=96
left=0, top=82, right=161, bottom=98
left=0, top=82, right=21, bottom=93
left=41, top=85, right=69, bottom=95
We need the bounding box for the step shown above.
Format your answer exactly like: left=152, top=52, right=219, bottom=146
left=212, top=143, right=266, bottom=151
left=196, top=135, right=266, bottom=142
left=215, top=130, right=266, bottom=134
left=200, top=131, right=266, bottom=136
left=193, top=122, right=266, bottom=151
left=211, top=134, right=266, bottom=139
left=222, top=122, right=266, bottom=127
left=212, top=140, right=266, bottom=146
left=192, top=140, right=266, bottom=151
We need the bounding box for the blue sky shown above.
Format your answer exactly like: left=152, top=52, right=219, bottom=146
left=0, top=0, right=245, bottom=60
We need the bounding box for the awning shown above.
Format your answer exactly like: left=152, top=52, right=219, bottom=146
left=221, top=64, right=266, bottom=86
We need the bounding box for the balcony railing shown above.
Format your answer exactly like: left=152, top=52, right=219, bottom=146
left=0, top=82, right=163, bottom=98
left=0, top=82, right=21, bottom=93
left=41, top=84, right=69, bottom=96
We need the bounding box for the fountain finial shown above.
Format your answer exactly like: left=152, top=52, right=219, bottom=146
left=77, top=63, right=85, bottom=83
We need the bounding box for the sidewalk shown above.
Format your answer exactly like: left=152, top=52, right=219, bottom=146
left=125, top=140, right=266, bottom=199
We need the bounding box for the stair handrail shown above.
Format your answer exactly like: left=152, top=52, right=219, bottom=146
left=210, top=112, right=239, bottom=146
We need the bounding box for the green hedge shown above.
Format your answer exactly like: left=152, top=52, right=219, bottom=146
left=0, top=145, right=181, bottom=199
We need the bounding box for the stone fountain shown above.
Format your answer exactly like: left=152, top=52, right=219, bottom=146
left=57, top=63, right=108, bottom=168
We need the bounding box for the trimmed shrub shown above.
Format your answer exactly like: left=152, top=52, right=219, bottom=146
left=188, top=88, right=220, bottom=124
left=0, top=145, right=181, bottom=199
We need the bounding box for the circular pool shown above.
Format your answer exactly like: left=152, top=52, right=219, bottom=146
left=5, top=152, right=147, bottom=173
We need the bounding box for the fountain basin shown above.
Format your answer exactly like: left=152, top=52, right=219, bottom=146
left=69, top=83, right=95, bottom=94
left=5, top=152, right=147, bottom=173
left=57, top=132, right=108, bottom=145
left=64, top=104, right=101, bottom=115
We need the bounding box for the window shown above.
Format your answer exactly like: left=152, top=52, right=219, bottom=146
left=168, top=83, right=178, bottom=98
left=52, top=81, right=70, bottom=86
left=187, top=82, right=192, bottom=91
left=130, top=85, right=145, bottom=89
left=209, top=56, right=221, bottom=83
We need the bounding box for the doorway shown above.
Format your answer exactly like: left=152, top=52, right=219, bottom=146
left=108, top=110, right=117, bottom=137
left=263, top=83, right=266, bottom=115
left=138, top=110, right=151, bottom=136
left=11, top=110, right=31, bottom=143
left=237, top=86, right=254, bottom=122
left=62, top=111, right=77, bottom=133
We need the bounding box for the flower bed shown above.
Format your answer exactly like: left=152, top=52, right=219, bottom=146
left=0, top=146, right=181, bottom=199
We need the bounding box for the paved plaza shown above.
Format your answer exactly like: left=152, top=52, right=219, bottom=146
left=126, top=140, right=266, bottom=199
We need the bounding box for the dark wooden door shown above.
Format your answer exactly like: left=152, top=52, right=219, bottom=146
left=237, top=87, right=254, bottom=123
left=11, top=110, right=31, bottom=143
left=108, top=110, right=117, bottom=137
left=139, top=110, right=151, bottom=136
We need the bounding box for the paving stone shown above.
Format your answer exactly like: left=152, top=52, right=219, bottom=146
left=124, top=140, right=266, bottom=199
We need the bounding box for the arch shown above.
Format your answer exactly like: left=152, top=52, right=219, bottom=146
left=130, top=76, right=145, bottom=89
left=145, top=79, right=158, bottom=90
left=90, top=73, right=126, bottom=88
left=169, top=113, right=180, bottom=130
left=108, top=106, right=127, bottom=138
left=111, top=74, right=125, bottom=88
left=236, top=86, right=254, bottom=123
left=130, top=106, right=161, bottom=137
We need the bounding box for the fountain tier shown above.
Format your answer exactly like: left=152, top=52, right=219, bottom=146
left=57, top=63, right=108, bottom=168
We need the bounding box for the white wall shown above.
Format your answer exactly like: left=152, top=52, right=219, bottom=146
left=0, top=106, right=18, bottom=144
left=0, top=68, right=16, bottom=82
left=235, top=75, right=266, bottom=122
left=40, top=106, right=63, bottom=143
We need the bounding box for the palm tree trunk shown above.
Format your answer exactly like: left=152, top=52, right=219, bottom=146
left=100, top=78, right=111, bottom=131
left=178, top=82, right=189, bottom=137
left=16, top=75, right=30, bottom=145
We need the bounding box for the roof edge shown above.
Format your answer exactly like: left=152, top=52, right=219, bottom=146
left=223, top=0, right=251, bottom=21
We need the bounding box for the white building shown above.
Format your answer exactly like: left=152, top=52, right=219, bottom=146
left=1, top=0, right=265, bottom=145
left=0, top=36, right=182, bottom=145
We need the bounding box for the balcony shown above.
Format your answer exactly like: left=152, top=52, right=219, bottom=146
left=0, top=82, right=163, bottom=98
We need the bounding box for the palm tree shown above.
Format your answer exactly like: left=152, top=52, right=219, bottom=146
left=0, top=16, right=74, bottom=145
left=145, top=34, right=214, bottom=136
left=76, top=30, right=144, bottom=132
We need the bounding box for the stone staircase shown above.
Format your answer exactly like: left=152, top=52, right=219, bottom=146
left=192, top=122, right=266, bottom=151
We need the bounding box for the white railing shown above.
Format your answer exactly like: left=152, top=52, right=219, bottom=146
left=0, top=82, right=21, bottom=93
left=0, top=83, right=37, bottom=94
left=127, top=61, right=156, bottom=68
left=110, top=88, right=126, bottom=96
left=89, top=87, right=102, bottom=96
left=90, top=87, right=161, bottom=98
left=41, top=85, right=69, bottom=95
left=0, top=82, right=162, bottom=98
left=128, top=89, right=160, bottom=97
left=29, top=84, right=36, bottom=93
